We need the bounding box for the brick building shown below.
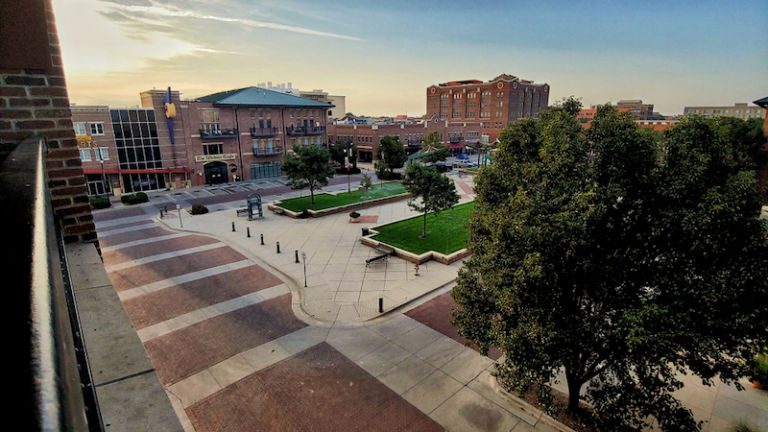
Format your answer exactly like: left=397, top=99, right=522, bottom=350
left=72, top=86, right=333, bottom=194
left=1, top=0, right=94, bottom=242
left=327, top=117, right=485, bottom=163
left=426, top=73, right=549, bottom=142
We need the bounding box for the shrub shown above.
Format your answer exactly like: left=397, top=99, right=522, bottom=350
left=190, top=204, right=208, bottom=215
left=89, top=197, right=111, bottom=209
left=120, top=192, right=149, bottom=205
left=733, top=422, right=758, bottom=432
left=749, top=351, right=768, bottom=384
left=349, top=211, right=360, bottom=218
left=378, top=171, right=402, bottom=180
left=297, top=209, right=310, bottom=219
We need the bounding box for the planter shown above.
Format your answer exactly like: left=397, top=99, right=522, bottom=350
left=349, top=217, right=360, bottom=223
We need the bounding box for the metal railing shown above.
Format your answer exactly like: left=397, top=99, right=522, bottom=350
left=199, top=124, right=238, bottom=139
left=286, top=125, right=325, bottom=136
left=2, top=137, right=102, bottom=431
left=250, top=127, right=279, bottom=137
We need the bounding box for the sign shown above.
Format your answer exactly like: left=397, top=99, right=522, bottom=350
left=76, top=135, right=94, bottom=148
left=194, top=153, right=237, bottom=163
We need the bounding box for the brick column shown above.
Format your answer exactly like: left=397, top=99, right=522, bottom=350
left=0, top=0, right=95, bottom=242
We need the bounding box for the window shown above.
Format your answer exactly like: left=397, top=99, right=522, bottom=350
left=89, top=122, right=104, bottom=135
left=96, top=148, right=109, bottom=160
left=74, top=122, right=87, bottom=136
left=79, top=148, right=91, bottom=161
left=203, top=143, right=223, bottom=155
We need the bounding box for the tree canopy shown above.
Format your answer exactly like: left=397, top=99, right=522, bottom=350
left=420, top=131, right=449, bottom=163
left=402, top=163, right=459, bottom=237
left=282, top=144, right=335, bottom=204
left=376, top=136, right=408, bottom=179
left=452, top=99, right=768, bottom=431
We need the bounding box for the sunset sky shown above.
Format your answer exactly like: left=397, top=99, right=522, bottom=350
left=53, top=0, right=768, bottom=116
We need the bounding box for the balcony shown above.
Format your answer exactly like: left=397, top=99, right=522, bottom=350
left=286, top=125, right=326, bottom=136
left=449, top=136, right=463, bottom=144
left=253, top=145, right=283, bottom=157
left=250, top=127, right=279, bottom=138
left=199, top=124, right=238, bottom=139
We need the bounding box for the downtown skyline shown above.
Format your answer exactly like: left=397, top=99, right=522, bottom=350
left=53, top=0, right=768, bottom=116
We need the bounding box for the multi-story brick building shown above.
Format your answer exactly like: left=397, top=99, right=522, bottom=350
left=683, top=102, right=765, bottom=120
left=73, top=86, right=332, bottom=194
left=327, top=117, right=485, bottom=163
left=426, top=73, right=549, bottom=142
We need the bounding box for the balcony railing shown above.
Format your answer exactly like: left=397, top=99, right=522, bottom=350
left=286, top=125, right=326, bottom=136
left=250, top=127, right=279, bottom=138
left=199, top=125, right=238, bottom=139
left=253, top=146, right=283, bottom=156
left=3, top=137, right=100, bottom=430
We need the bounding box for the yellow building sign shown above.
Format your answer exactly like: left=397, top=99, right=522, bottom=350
left=194, top=153, right=237, bottom=163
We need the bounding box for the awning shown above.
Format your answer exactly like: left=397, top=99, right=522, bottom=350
left=447, top=143, right=464, bottom=149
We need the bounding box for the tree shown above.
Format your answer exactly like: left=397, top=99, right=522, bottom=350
left=402, top=163, right=459, bottom=237
left=421, top=131, right=449, bottom=163
left=282, top=144, right=335, bottom=204
left=452, top=101, right=768, bottom=431
left=376, top=136, right=407, bottom=179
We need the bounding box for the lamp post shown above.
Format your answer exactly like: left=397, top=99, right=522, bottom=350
left=345, top=142, right=351, bottom=193
left=94, top=143, right=108, bottom=197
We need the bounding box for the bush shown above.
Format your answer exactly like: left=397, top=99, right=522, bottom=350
left=297, top=209, right=310, bottom=219
left=120, top=192, right=149, bottom=205
left=349, top=211, right=360, bottom=218
left=89, top=196, right=111, bottom=209
left=733, top=422, right=758, bottom=432
left=749, top=351, right=768, bottom=384
left=336, top=166, right=361, bottom=175
left=378, top=171, right=402, bottom=180
left=190, top=204, right=208, bottom=215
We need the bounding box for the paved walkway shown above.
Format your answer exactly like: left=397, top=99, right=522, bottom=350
left=87, top=177, right=768, bottom=431
left=90, top=174, right=574, bottom=431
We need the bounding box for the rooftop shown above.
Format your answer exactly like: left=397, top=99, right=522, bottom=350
left=195, top=86, right=333, bottom=108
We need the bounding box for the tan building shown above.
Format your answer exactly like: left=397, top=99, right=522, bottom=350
left=683, top=103, right=765, bottom=120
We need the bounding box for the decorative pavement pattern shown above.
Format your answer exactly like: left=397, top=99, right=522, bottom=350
left=88, top=174, right=766, bottom=432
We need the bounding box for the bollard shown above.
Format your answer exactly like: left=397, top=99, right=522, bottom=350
left=159, top=209, right=164, bottom=219
left=276, top=241, right=281, bottom=254
left=260, top=234, right=264, bottom=245
left=378, top=298, right=383, bottom=313
left=247, top=227, right=251, bottom=238
left=295, top=250, right=299, bottom=263
left=164, top=205, right=168, bottom=212
left=232, top=221, right=236, bottom=232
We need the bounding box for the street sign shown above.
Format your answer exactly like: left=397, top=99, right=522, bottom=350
left=176, top=204, right=180, bottom=210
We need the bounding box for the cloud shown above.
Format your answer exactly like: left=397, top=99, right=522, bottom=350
left=103, top=1, right=364, bottom=41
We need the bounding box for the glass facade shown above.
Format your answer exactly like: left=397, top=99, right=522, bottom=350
left=110, top=108, right=161, bottom=170
left=250, top=162, right=282, bottom=179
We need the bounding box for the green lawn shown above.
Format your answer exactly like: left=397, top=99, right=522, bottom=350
left=371, top=201, right=475, bottom=255
left=278, top=181, right=407, bottom=212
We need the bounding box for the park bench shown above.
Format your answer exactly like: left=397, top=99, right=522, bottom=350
left=365, top=244, right=395, bottom=267
left=236, top=207, right=248, bottom=217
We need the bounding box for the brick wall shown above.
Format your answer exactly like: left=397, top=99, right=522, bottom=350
left=0, top=0, right=95, bottom=242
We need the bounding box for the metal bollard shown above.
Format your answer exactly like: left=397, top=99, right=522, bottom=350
left=276, top=241, right=281, bottom=254
left=247, top=227, right=251, bottom=238
left=260, top=234, right=264, bottom=245
left=295, top=250, right=299, bottom=263
left=159, top=209, right=164, bottom=219
left=378, top=298, right=383, bottom=313
left=164, top=205, right=168, bottom=212
left=232, top=221, right=236, bottom=232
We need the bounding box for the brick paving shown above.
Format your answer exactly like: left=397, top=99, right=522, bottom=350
left=108, top=247, right=247, bottom=291
left=102, top=235, right=220, bottom=264
left=406, top=292, right=502, bottom=361
left=98, top=226, right=174, bottom=247
left=122, top=264, right=283, bottom=329
left=97, top=219, right=155, bottom=232
left=186, top=342, right=443, bottom=432
left=93, top=205, right=147, bottom=221
left=144, top=294, right=307, bottom=386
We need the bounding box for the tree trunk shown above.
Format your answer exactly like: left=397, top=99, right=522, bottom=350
left=422, top=210, right=427, bottom=237
left=565, top=368, right=583, bottom=412
left=310, top=185, right=315, bottom=204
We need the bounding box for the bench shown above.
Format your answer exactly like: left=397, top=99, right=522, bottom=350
left=365, top=245, right=395, bottom=267
left=236, top=207, right=248, bottom=217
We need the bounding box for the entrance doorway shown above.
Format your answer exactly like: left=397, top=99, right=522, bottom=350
left=204, top=161, right=228, bottom=184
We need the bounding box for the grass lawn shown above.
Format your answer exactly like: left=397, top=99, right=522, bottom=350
left=278, top=181, right=407, bottom=212
left=371, top=201, right=475, bottom=255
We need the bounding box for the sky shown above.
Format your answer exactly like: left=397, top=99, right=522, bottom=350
left=53, top=0, right=768, bottom=116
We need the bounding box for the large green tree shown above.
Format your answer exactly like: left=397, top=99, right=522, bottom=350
left=452, top=100, right=768, bottom=431
left=402, top=163, right=459, bottom=237
left=376, top=136, right=407, bottom=179
left=282, top=144, right=335, bottom=204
